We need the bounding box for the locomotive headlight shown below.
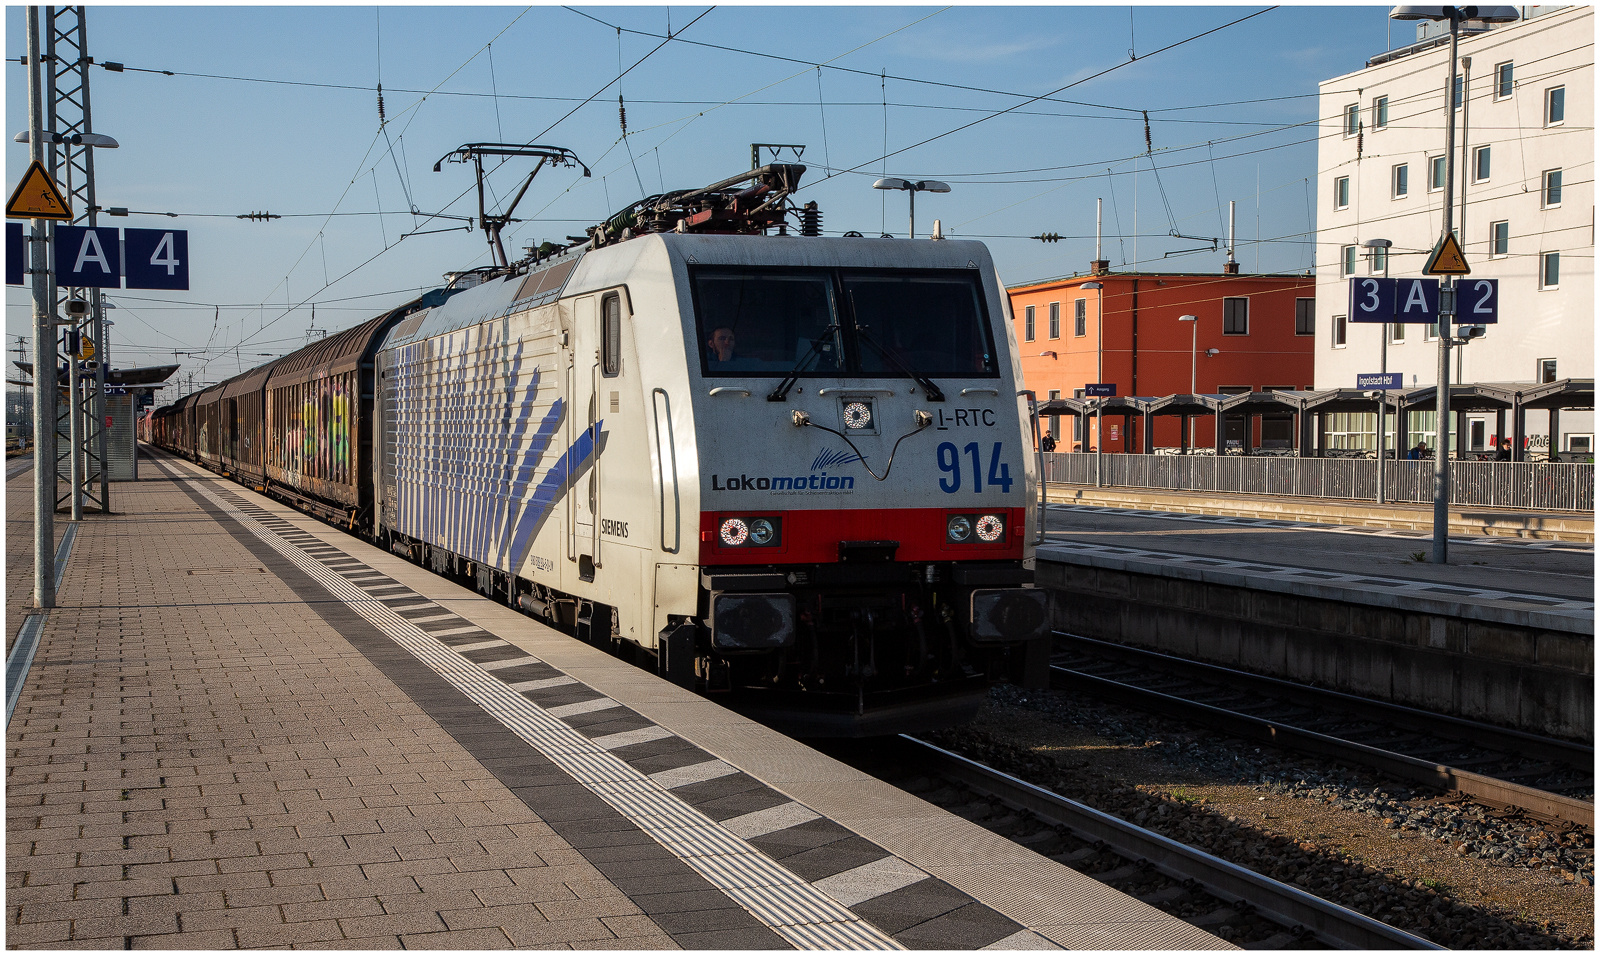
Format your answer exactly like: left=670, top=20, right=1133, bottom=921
left=975, top=514, right=1005, bottom=542
left=947, top=515, right=973, bottom=542
left=748, top=517, right=777, bottom=546
left=843, top=401, right=872, bottom=429
left=719, top=518, right=749, bottom=546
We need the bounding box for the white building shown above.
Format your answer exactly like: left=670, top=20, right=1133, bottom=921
left=1314, top=6, right=1592, bottom=455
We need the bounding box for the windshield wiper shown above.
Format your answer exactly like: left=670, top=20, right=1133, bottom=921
left=767, top=323, right=840, bottom=402
left=853, top=325, right=946, bottom=402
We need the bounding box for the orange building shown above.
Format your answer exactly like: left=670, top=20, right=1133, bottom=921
left=1009, top=265, right=1317, bottom=452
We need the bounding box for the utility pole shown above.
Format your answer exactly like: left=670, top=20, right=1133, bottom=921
left=1432, top=12, right=1462, bottom=566
left=26, top=8, right=57, bottom=608
left=47, top=5, right=110, bottom=515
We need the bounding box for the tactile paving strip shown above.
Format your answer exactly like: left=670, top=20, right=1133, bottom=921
left=164, top=464, right=1056, bottom=951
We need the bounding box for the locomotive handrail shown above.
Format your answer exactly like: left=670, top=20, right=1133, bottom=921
left=652, top=388, right=680, bottom=554
left=959, top=387, right=1000, bottom=397
left=816, top=387, right=893, bottom=396
left=708, top=387, right=750, bottom=398
left=591, top=361, right=602, bottom=569
left=1019, top=389, right=1046, bottom=546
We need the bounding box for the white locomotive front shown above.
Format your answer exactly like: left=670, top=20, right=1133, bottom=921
left=373, top=191, right=1047, bottom=735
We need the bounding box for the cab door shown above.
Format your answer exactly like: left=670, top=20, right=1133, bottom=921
left=566, top=294, right=600, bottom=582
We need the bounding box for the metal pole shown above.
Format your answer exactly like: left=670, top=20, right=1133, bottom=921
left=1433, top=13, right=1460, bottom=565
left=67, top=328, right=82, bottom=520
left=1095, top=400, right=1103, bottom=488
left=1189, top=321, right=1197, bottom=447
left=80, top=7, right=108, bottom=510
left=1377, top=254, right=1389, bottom=505
left=27, top=7, right=56, bottom=608
left=908, top=187, right=915, bottom=240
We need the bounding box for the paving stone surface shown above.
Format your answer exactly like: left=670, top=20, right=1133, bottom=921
left=6, top=468, right=678, bottom=950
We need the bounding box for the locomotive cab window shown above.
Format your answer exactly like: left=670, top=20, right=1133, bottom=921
left=692, top=267, right=996, bottom=379
left=602, top=292, right=622, bottom=377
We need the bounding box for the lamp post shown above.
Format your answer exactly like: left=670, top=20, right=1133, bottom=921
left=871, top=178, right=951, bottom=239
left=1081, top=281, right=1105, bottom=457
left=1178, top=314, right=1198, bottom=448
left=1363, top=238, right=1393, bottom=504
left=1389, top=4, right=1519, bottom=563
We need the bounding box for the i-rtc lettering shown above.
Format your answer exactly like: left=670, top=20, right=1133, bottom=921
left=934, top=408, right=997, bottom=429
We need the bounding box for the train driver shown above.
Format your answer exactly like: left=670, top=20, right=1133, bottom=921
left=706, top=327, right=739, bottom=367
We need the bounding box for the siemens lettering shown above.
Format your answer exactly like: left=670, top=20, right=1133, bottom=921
left=711, top=472, right=855, bottom=492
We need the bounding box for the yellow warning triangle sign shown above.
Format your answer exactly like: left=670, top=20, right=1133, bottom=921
left=6, top=160, right=73, bottom=221
left=1423, top=232, right=1470, bottom=276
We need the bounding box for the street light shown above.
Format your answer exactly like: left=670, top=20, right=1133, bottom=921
left=1081, top=281, right=1105, bottom=466
left=872, top=178, right=950, bottom=239
left=1362, top=238, right=1393, bottom=504
left=1388, top=4, right=1518, bottom=563
left=1178, top=314, right=1200, bottom=451
left=12, top=130, right=119, bottom=148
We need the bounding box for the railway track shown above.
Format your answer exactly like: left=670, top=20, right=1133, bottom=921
left=872, top=735, right=1441, bottom=949
left=1051, top=632, right=1594, bottom=830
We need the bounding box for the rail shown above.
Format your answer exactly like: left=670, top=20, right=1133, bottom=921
left=901, top=735, right=1442, bottom=950
left=1051, top=635, right=1593, bottom=830
left=1042, top=452, right=1592, bottom=513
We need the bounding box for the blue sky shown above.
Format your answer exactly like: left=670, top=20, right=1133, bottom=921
left=6, top=5, right=1409, bottom=389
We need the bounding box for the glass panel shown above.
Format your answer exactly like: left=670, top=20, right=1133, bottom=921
left=1543, top=252, right=1560, bottom=288
left=1475, top=147, right=1490, bottom=180
left=1547, top=86, right=1564, bottom=123
left=1375, top=96, right=1388, bottom=127
left=845, top=274, right=997, bottom=377
left=1545, top=169, right=1562, bottom=205
left=693, top=271, right=840, bottom=375
left=1492, top=221, right=1509, bottom=255
left=1497, top=62, right=1513, bottom=97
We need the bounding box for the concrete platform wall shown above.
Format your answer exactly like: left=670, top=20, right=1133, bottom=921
left=1037, top=560, right=1593, bottom=742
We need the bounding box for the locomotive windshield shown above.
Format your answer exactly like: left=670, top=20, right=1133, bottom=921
left=692, top=267, right=997, bottom=378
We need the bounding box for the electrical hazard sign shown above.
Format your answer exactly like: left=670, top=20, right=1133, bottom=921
left=6, top=160, right=73, bottom=221
left=1423, top=232, right=1470, bottom=276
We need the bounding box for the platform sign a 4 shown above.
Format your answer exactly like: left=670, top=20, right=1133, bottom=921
left=54, top=225, right=122, bottom=289
left=123, top=228, right=189, bottom=290
left=6, top=222, right=21, bottom=285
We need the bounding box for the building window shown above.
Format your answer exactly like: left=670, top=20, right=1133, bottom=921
left=1295, top=297, right=1315, bottom=335
left=1373, top=95, right=1389, bottom=128
left=1545, top=86, right=1565, bottom=125
left=1332, top=314, right=1346, bottom=348
left=1568, top=434, right=1591, bottom=454
left=1390, top=322, right=1405, bottom=344
left=1047, top=390, right=1061, bottom=439
left=1541, top=252, right=1560, bottom=289
left=1494, top=61, right=1513, bottom=99
left=1392, top=163, right=1408, bottom=198
left=1222, top=297, right=1248, bottom=335
left=1073, top=298, right=1086, bottom=337
left=1543, top=169, right=1562, bottom=207
left=1429, top=155, right=1446, bottom=191
left=1538, top=359, right=1557, bottom=383
left=1423, top=319, right=1437, bottom=342
left=1341, top=245, right=1357, bottom=276
left=1024, top=305, right=1035, bottom=341
left=1473, top=145, right=1491, bottom=182
left=1490, top=220, right=1509, bottom=257
left=1048, top=301, right=1060, bottom=339
left=1453, top=75, right=1463, bottom=109
left=1343, top=103, right=1359, bottom=136
left=1369, top=245, right=1388, bottom=274
left=1334, top=176, right=1350, bottom=209
left=1470, top=419, right=1486, bottom=451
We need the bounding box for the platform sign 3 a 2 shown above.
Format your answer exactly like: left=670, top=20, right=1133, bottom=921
left=1348, top=276, right=1440, bottom=323
left=1456, top=277, right=1499, bottom=324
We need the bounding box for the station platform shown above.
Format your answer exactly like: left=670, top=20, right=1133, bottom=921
left=1045, top=484, right=1593, bottom=543
left=6, top=453, right=1224, bottom=950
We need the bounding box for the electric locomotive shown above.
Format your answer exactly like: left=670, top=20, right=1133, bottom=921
left=152, top=162, right=1049, bottom=736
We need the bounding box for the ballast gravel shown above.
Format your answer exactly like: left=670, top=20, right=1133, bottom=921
left=924, top=683, right=1593, bottom=949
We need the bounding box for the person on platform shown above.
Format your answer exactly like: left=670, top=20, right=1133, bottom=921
left=1408, top=441, right=1428, bottom=460
left=1040, top=433, right=1057, bottom=453
left=1495, top=438, right=1512, bottom=461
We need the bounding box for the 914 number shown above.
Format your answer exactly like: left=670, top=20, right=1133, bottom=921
left=937, top=441, right=1013, bottom=493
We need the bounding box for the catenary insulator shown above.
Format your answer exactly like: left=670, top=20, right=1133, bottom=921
left=800, top=201, right=821, bottom=237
